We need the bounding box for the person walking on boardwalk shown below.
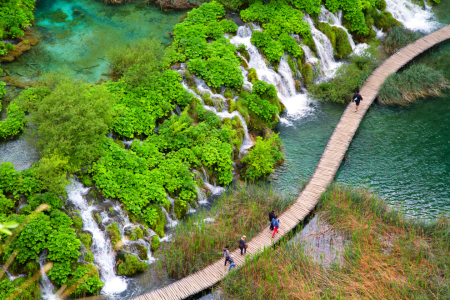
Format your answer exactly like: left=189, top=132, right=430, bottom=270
left=239, top=235, right=247, bottom=255
left=222, top=245, right=230, bottom=266
left=269, top=210, right=276, bottom=231
left=353, top=90, right=363, bottom=112
left=271, top=216, right=279, bottom=238
left=228, top=255, right=236, bottom=271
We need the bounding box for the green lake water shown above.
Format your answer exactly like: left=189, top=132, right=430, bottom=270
left=274, top=2, right=450, bottom=218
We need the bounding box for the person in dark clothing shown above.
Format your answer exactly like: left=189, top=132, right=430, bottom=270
left=239, top=235, right=247, bottom=255
left=222, top=245, right=230, bottom=266
left=353, top=90, right=363, bottom=112
left=269, top=210, right=276, bottom=230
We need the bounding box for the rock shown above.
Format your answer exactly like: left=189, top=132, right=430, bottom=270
left=170, top=64, right=180, bottom=70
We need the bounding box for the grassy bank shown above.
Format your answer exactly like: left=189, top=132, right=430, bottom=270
left=219, top=184, right=450, bottom=299
left=162, top=184, right=298, bottom=279
left=378, top=64, right=450, bottom=105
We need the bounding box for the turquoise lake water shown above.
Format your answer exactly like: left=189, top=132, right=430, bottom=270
left=2, top=0, right=184, bottom=82
left=274, top=2, right=450, bottom=218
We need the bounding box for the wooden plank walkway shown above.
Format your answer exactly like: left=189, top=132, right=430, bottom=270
left=133, top=25, right=450, bottom=300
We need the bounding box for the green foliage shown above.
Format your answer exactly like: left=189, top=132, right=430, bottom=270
left=288, top=0, right=322, bottom=15
left=143, top=205, right=165, bottom=237
left=242, top=133, right=283, bottom=181
left=248, top=68, right=258, bottom=83
left=251, top=31, right=284, bottom=62
left=49, top=209, right=73, bottom=229
left=68, top=264, right=104, bottom=297
left=0, top=277, right=40, bottom=300
left=169, top=1, right=243, bottom=89
left=378, top=64, right=450, bottom=105
left=324, top=0, right=375, bottom=35
left=278, top=33, right=304, bottom=59
left=28, top=192, right=62, bottom=211
left=384, top=26, right=423, bottom=55
left=47, top=227, right=81, bottom=262
left=0, top=0, right=35, bottom=38
left=134, top=227, right=144, bottom=240
left=0, top=101, right=26, bottom=140
left=241, top=0, right=310, bottom=38
left=117, top=254, right=148, bottom=276
left=106, top=222, right=122, bottom=247
left=48, top=261, right=71, bottom=286
left=107, top=70, right=194, bottom=138
left=0, top=192, right=15, bottom=216
left=215, top=0, right=247, bottom=11
left=309, top=46, right=379, bottom=102
left=28, top=76, right=114, bottom=169
left=373, top=10, right=401, bottom=31
left=174, top=197, right=188, bottom=219
left=151, top=235, right=160, bottom=252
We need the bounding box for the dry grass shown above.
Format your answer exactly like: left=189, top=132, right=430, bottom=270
left=219, top=184, right=450, bottom=299
left=162, top=184, right=298, bottom=279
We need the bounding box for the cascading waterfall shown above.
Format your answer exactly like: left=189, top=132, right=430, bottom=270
left=303, top=15, right=342, bottom=79
left=372, top=25, right=386, bottom=40
left=182, top=80, right=253, bottom=155
left=229, top=25, right=312, bottom=122
left=318, top=7, right=356, bottom=50
left=66, top=180, right=127, bottom=296
left=39, top=251, right=57, bottom=300
left=161, top=206, right=179, bottom=228
left=384, top=0, right=441, bottom=33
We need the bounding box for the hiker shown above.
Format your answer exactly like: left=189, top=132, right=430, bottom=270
left=239, top=235, right=247, bottom=255
left=269, top=210, right=276, bottom=231
left=271, top=216, right=279, bottom=238
left=228, top=255, right=236, bottom=271
left=222, top=245, right=230, bottom=266
left=353, top=90, right=363, bottom=112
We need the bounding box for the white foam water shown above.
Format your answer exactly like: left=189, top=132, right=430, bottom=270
left=39, top=252, right=57, bottom=300
left=161, top=206, right=178, bottom=228
left=384, top=0, right=441, bottom=33
left=66, top=180, right=128, bottom=296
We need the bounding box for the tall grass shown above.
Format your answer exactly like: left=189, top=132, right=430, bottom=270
left=162, top=184, right=297, bottom=279
left=378, top=64, right=450, bottom=105
left=220, top=184, right=450, bottom=299
left=384, top=26, right=423, bottom=55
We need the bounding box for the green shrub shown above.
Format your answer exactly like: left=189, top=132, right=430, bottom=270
left=317, top=22, right=352, bottom=59
left=49, top=209, right=73, bottom=229
left=84, top=250, right=94, bottom=262
left=68, top=264, right=104, bottom=297
left=28, top=192, right=62, bottom=210
left=134, top=227, right=144, bottom=240
left=47, top=227, right=81, bottom=262
left=0, top=192, right=15, bottom=216
left=0, top=0, right=35, bottom=38
left=151, top=235, right=160, bottom=252
left=72, top=215, right=83, bottom=231
left=78, top=232, right=93, bottom=248
left=174, top=198, right=188, bottom=220
left=378, top=64, right=450, bottom=105
left=373, top=11, right=401, bottom=32
left=117, top=254, right=148, bottom=276
left=248, top=68, right=258, bottom=83
left=242, top=133, right=283, bottom=181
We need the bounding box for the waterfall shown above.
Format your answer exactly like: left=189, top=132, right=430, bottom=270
left=196, top=186, right=208, bottom=205
left=372, top=25, right=386, bottom=40
left=384, top=0, right=440, bottom=33
left=160, top=206, right=178, bottom=228
left=39, top=251, right=57, bottom=300
left=66, top=180, right=127, bottom=296
left=182, top=81, right=253, bottom=155
left=319, top=7, right=356, bottom=50
left=303, top=15, right=342, bottom=79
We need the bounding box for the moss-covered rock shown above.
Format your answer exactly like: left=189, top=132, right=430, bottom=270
left=134, top=227, right=144, bottom=240
left=84, top=250, right=94, bottom=262
left=287, top=56, right=296, bottom=75
left=117, top=254, right=148, bottom=276
left=184, top=69, right=195, bottom=89
left=78, top=232, right=93, bottom=248
left=72, top=215, right=83, bottom=231
left=93, top=212, right=102, bottom=224
left=373, top=11, right=401, bottom=31
left=294, top=80, right=301, bottom=92
left=248, top=68, right=258, bottom=83
left=228, top=99, right=236, bottom=113
left=126, top=231, right=137, bottom=241
left=334, top=27, right=352, bottom=59
left=201, top=92, right=214, bottom=106
left=301, top=63, right=313, bottom=85
left=80, top=175, right=93, bottom=187
left=23, top=261, right=40, bottom=276
left=136, top=244, right=148, bottom=260
left=174, top=198, right=188, bottom=220
left=377, top=0, right=387, bottom=11
left=231, top=115, right=242, bottom=129
left=106, top=222, right=122, bottom=248
left=224, top=89, right=233, bottom=99
left=151, top=235, right=160, bottom=252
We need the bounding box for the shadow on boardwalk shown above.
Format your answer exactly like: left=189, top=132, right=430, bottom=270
left=134, top=24, right=450, bottom=300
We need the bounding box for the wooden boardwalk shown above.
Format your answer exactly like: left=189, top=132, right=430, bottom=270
left=134, top=25, right=450, bottom=300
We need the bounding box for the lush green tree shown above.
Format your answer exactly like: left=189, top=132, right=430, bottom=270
left=27, top=77, right=115, bottom=169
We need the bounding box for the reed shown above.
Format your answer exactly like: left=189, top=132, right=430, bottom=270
left=378, top=64, right=450, bottom=105
left=384, top=27, right=423, bottom=55
left=162, top=183, right=297, bottom=279
left=219, top=184, right=450, bottom=299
